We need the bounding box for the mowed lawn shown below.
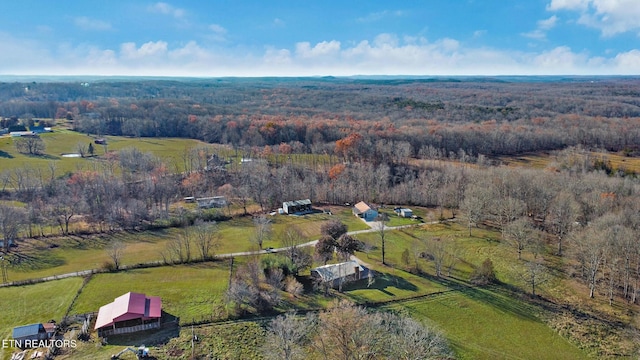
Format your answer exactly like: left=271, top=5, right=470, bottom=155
left=389, top=292, right=587, bottom=360
left=350, top=221, right=588, bottom=359
left=7, top=230, right=179, bottom=282
left=71, top=263, right=230, bottom=322
left=0, top=131, right=205, bottom=174
left=0, top=278, right=83, bottom=360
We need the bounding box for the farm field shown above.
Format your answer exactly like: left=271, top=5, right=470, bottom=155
left=495, top=150, right=640, bottom=174
left=389, top=291, right=586, bottom=360
left=2, top=213, right=601, bottom=359
left=5, top=206, right=371, bottom=283
left=0, top=277, right=83, bottom=360
left=0, top=216, right=602, bottom=360
left=70, top=263, right=230, bottom=321
left=0, top=125, right=636, bottom=358
left=0, top=130, right=206, bottom=174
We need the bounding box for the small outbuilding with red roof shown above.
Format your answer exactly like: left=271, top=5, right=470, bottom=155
left=94, top=292, right=162, bottom=337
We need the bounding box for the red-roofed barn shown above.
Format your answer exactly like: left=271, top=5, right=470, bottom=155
left=94, top=292, right=162, bottom=337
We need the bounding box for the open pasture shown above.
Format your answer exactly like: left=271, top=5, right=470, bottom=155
left=0, top=130, right=206, bottom=174
left=71, top=263, right=229, bottom=321
left=0, top=278, right=83, bottom=360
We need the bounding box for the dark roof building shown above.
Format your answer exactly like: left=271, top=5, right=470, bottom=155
left=12, top=323, right=49, bottom=346
left=282, top=199, right=312, bottom=214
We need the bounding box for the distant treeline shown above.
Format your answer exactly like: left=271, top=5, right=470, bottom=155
left=1, top=78, right=640, bottom=157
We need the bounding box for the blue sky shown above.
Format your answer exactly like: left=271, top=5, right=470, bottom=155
left=1, top=0, right=639, bottom=76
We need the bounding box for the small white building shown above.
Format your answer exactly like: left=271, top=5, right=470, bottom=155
left=399, top=208, right=413, bottom=218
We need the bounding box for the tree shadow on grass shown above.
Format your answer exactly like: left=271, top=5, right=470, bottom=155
left=24, top=153, right=60, bottom=160
left=343, top=271, right=418, bottom=297
left=417, top=272, right=539, bottom=321
left=0, top=150, right=13, bottom=158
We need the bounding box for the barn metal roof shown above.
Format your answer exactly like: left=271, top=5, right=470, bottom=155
left=12, top=323, right=44, bottom=339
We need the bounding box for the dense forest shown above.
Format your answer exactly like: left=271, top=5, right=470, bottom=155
left=2, top=77, right=640, bottom=357
left=2, top=77, right=640, bottom=159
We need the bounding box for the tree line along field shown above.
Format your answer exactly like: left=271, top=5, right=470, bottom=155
left=0, top=222, right=590, bottom=360
left=1, top=77, right=640, bottom=359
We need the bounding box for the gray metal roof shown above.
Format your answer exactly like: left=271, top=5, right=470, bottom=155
left=13, top=323, right=44, bottom=338
left=283, top=199, right=311, bottom=206
left=312, top=260, right=363, bottom=282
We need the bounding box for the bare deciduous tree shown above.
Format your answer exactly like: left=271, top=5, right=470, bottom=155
left=504, top=217, right=537, bottom=260
left=262, top=312, right=315, bottom=360
left=252, top=215, right=272, bottom=250
left=547, top=192, right=579, bottom=256
left=462, top=183, right=491, bottom=237
left=0, top=204, right=26, bottom=252
left=76, top=142, right=88, bottom=158
left=516, top=260, right=549, bottom=296
left=320, top=219, right=347, bottom=240
left=14, top=136, right=45, bottom=155
left=375, top=213, right=389, bottom=265
left=571, top=224, right=607, bottom=299
left=193, top=220, right=218, bottom=260
left=107, top=240, right=126, bottom=270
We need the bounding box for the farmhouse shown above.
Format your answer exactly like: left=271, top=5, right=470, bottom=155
left=12, top=323, right=50, bottom=345
left=352, top=201, right=378, bottom=222
left=196, top=196, right=227, bottom=209
left=311, top=260, right=371, bottom=288
left=94, top=292, right=162, bottom=337
left=282, top=199, right=312, bottom=214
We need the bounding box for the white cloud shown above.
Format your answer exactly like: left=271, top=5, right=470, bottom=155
left=295, top=40, right=341, bottom=58
left=547, top=0, right=589, bottom=11
left=3, top=31, right=640, bottom=76
left=207, top=24, right=227, bottom=42
left=120, top=41, right=168, bottom=59
left=473, top=30, right=487, bottom=39
left=148, top=2, right=186, bottom=18
left=548, top=0, right=640, bottom=37
left=613, top=50, right=640, bottom=72
left=522, top=15, right=558, bottom=40
left=74, top=16, right=112, bottom=31
left=373, top=33, right=399, bottom=48
left=539, top=15, right=559, bottom=30
left=356, top=10, right=405, bottom=23
left=273, top=18, right=285, bottom=27
left=209, top=24, right=226, bottom=34
left=264, top=47, right=292, bottom=66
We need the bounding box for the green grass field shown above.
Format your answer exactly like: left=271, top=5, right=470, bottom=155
left=389, top=291, right=586, bottom=360
left=71, top=263, right=229, bottom=322
left=340, top=221, right=590, bottom=359
left=0, top=130, right=205, bottom=174
left=0, top=277, right=84, bottom=360
left=0, top=219, right=596, bottom=359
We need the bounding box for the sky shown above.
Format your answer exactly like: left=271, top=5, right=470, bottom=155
left=1, top=0, right=639, bottom=76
